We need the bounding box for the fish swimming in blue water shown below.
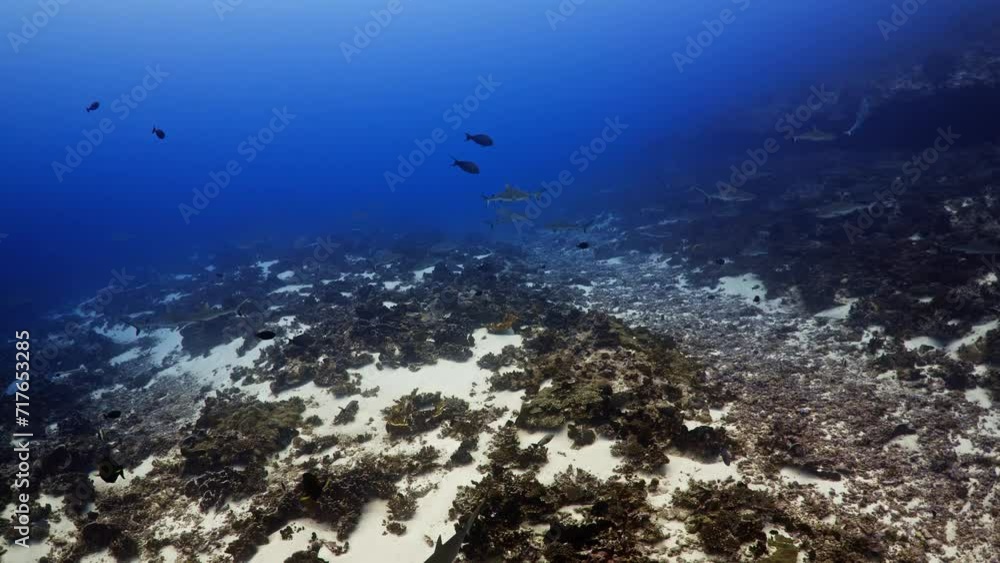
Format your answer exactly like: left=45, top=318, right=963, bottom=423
left=86, top=101, right=100, bottom=112
left=465, top=133, right=493, bottom=147
left=450, top=156, right=480, bottom=174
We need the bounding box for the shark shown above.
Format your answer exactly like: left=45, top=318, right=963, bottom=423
left=482, top=184, right=540, bottom=205
left=544, top=220, right=592, bottom=233
left=938, top=240, right=1000, bottom=255
left=691, top=185, right=757, bottom=203
left=423, top=499, right=486, bottom=563
left=125, top=300, right=250, bottom=335
left=810, top=200, right=873, bottom=219
left=793, top=127, right=837, bottom=143
left=486, top=207, right=532, bottom=230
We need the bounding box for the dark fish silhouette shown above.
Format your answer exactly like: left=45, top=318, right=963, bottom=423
left=255, top=330, right=276, bottom=340
left=465, top=133, right=493, bottom=147
left=753, top=295, right=761, bottom=304
left=86, top=101, right=100, bottom=113
left=450, top=156, right=480, bottom=175
left=152, top=126, right=166, bottom=140
left=97, top=455, right=126, bottom=484
left=577, top=242, right=590, bottom=250
left=301, top=472, right=324, bottom=500
left=423, top=499, right=486, bottom=563
left=103, top=410, right=122, bottom=420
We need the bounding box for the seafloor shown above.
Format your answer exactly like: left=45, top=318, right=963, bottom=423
left=5, top=145, right=1000, bottom=562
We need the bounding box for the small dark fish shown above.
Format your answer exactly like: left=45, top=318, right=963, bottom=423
left=707, top=294, right=716, bottom=300
left=474, top=290, right=483, bottom=297
left=151, top=126, right=166, bottom=140
left=714, top=258, right=725, bottom=265
left=753, top=295, right=761, bottom=304
left=450, top=156, right=480, bottom=175
left=255, top=330, right=276, bottom=340
left=103, top=410, right=122, bottom=420
left=577, top=242, right=590, bottom=250
left=86, top=101, right=100, bottom=112
left=97, top=456, right=126, bottom=484
left=465, top=133, right=493, bottom=147
left=215, top=272, right=224, bottom=279
left=301, top=472, right=324, bottom=500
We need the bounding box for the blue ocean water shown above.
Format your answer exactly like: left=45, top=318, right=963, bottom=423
left=0, top=0, right=992, bottom=331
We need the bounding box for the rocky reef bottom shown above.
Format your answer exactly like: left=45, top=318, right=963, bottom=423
left=1, top=223, right=997, bottom=562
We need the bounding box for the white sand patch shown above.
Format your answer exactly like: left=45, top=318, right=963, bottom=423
left=173, top=274, right=193, bottom=280
left=474, top=253, right=492, bottom=260
left=572, top=284, right=594, bottom=297
left=383, top=301, right=398, bottom=309
left=90, top=383, right=124, bottom=401
left=255, top=260, right=279, bottom=277
left=779, top=466, right=848, bottom=503
left=93, top=323, right=140, bottom=344
left=965, top=387, right=993, bottom=409
left=358, top=271, right=376, bottom=280
left=276, top=270, right=295, bottom=281
left=662, top=455, right=740, bottom=494
left=599, top=257, right=625, bottom=266
left=250, top=518, right=342, bottom=562
left=340, top=291, right=353, bottom=298
left=815, top=298, right=857, bottom=320
left=954, top=436, right=977, bottom=456
left=977, top=272, right=998, bottom=286
left=127, top=310, right=154, bottom=319
left=904, top=336, right=945, bottom=351
left=321, top=273, right=349, bottom=284
left=945, top=320, right=998, bottom=359
left=656, top=519, right=710, bottom=561
left=383, top=280, right=404, bottom=290
left=413, top=266, right=435, bottom=282
left=269, top=284, right=313, bottom=295
left=153, top=336, right=267, bottom=390
left=205, top=265, right=217, bottom=272
left=160, top=292, right=187, bottom=304
left=917, top=296, right=934, bottom=304
left=886, top=434, right=921, bottom=452
left=2, top=494, right=79, bottom=562
left=716, top=274, right=785, bottom=312
left=147, top=328, right=185, bottom=368
left=526, top=429, right=619, bottom=483
left=109, top=347, right=143, bottom=366
left=275, top=316, right=310, bottom=338
left=236, top=329, right=526, bottom=561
